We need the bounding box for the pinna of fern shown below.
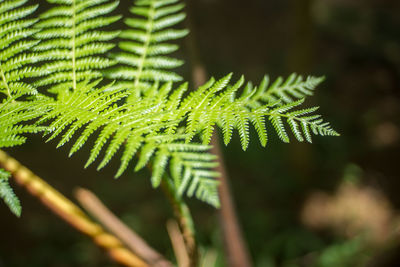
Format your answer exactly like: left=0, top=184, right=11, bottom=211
left=37, top=73, right=338, bottom=207
left=32, top=0, right=121, bottom=96
left=107, top=0, right=188, bottom=95
left=181, top=73, right=339, bottom=150
left=0, top=0, right=42, bottom=99
left=0, top=169, right=20, bottom=217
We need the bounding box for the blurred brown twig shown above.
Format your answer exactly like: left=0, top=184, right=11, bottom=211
left=0, top=150, right=148, bottom=267
left=75, top=187, right=173, bottom=267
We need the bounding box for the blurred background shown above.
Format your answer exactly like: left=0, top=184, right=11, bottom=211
left=1, top=0, right=400, bottom=266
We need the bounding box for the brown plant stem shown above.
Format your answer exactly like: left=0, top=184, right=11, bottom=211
left=0, top=149, right=148, bottom=267
left=144, top=158, right=198, bottom=267
left=75, top=187, right=172, bottom=267
left=191, top=61, right=253, bottom=267
left=183, top=2, right=253, bottom=265
left=167, top=219, right=190, bottom=267
left=210, top=136, right=252, bottom=267
left=161, top=179, right=198, bottom=267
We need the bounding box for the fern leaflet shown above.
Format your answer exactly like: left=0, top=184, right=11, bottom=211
left=246, top=73, right=325, bottom=108
left=33, top=0, right=121, bottom=95
left=0, top=169, right=21, bottom=217
left=108, top=0, right=187, bottom=94
left=179, top=74, right=338, bottom=150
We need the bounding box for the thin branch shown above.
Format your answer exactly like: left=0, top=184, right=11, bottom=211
left=0, top=150, right=148, bottom=267
left=210, top=137, right=252, bottom=267
left=167, top=219, right=190, bottom=267
left=75, top=187, right=172, bottom=267
left=145, top=158, right=198, bottom=267
left=161, top=179, right=198, bottom=267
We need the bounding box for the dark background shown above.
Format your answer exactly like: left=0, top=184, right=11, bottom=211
left=1, top=0, right=399, bottom=266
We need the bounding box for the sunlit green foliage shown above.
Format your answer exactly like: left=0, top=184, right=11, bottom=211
left=0, top=0, right=338, bottom=208
left=33, top=0, right=121, bottom=96
left=108, top=0, right=188, bottom=94
left=0, top=169, right=20, bottom=217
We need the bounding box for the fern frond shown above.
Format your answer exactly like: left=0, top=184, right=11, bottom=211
left=0, top=0, right=45, bottom=99
left=177, top=74, right=338, bottom=150
left=108, top=0, right=188, bottom=94
left=37, top=78, right=221, bottom=206
left=0, top=100, right=46, bottom=147
left=266, top=99, right=338, bottom=143
left=33, top=0, right=120, bottom=95
left=245, top=73, right=325, bottom=107
left=0, top=169, right=21, bottom=217
left=1, top=0, right=339, bottom=211
left=160, top=143, right=220, bottom=207
left=25, top=1, right=337, bottom=208
left=40, top=73, right=336, bottom=207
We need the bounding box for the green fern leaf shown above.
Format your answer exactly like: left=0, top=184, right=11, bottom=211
left=135, top=142, right=157, bottom=171
left=266, top=99, right=339, bottom=143
left=28, top=0, right=338, bottom=208
left=1, top=0, right=47, bottom=151
left=251, top=112, right=268, bottom=147
left=151, top=148, right=169, bottom=187
left=40, top=71, right=338, bottom=207
left=0, top=169, right=21, bottom=217
left=270, top=115, right=290, bottom=143
left=33, top=0, right=120, bottom=95
left=247, top=73, right=325, bottom=106
left=179, top=75, right=338, bottom=150
left=0, top=1, right=43, bottom=99
left=108, top=0, right=187, bottom=94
